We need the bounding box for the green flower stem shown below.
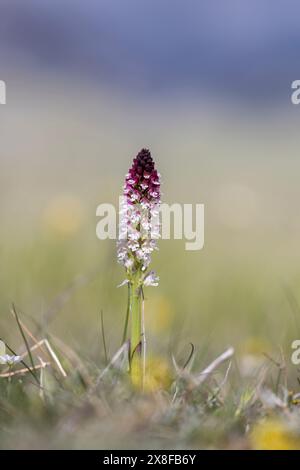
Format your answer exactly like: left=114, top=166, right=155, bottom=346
left=122, top=282, right=131, bottom=345
left=130, top=270, right=143, bottom=388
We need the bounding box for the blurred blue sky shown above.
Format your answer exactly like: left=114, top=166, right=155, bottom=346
left=1, top=0, right=300, bottom=105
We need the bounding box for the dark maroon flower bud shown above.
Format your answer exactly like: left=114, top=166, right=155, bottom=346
left=124, top=149, right=161, bottom=206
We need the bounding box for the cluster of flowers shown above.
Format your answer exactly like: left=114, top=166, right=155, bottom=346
left=117, top=149, right=161, bottom=284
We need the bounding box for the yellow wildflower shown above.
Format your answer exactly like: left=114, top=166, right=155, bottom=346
left=250, top=418, right=300, bottom=450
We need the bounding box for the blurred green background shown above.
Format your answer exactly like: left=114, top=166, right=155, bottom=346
left=2, top=76, right=300, bottom=380
left=1, top=1, right=300, bottom=389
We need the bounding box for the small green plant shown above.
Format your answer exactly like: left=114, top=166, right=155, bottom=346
left=117, top=149, right=160, bottom=388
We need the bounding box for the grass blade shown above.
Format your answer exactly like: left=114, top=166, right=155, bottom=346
left=122, top=282, right=131, bottom=345
left=100, top=310, right=109, bottom=365
left=11, top=303, right=38, bottom=382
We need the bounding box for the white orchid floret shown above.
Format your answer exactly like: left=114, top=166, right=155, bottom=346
left=127, top=240, right=139, bottom=252
left=141, top=220, right=151, bottom=231
left=117, top=253, right=127, bottom=262
left=136, top=249, right=145, bottom=260
left=140, top=181, right=148, bottom=190
left=143, top=271, right=159, bottom=287
left=117, top=279, right=130, bottom=288
left=141, top=240, right=156, bottom=254
left=127, top=229, right=140, bottom=241
left=149, top=190, right=159, bottom=198
left=124, top=257, right=134, bottom=269
left=0, top=354, right=21, bottom=366
left=117, top=242, right=128, bottom=260
left=141, top=254, right=151, bottom=270
left=130, top=210, right=141, bottom=224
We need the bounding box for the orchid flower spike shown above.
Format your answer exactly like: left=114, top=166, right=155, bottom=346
left=117, top=148, right=161, bottom=388
left=117, top=148, right=161, bottom=281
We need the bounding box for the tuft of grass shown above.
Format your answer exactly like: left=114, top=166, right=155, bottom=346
left=1, top=307, right=300, bottom=450
left=11, top=303, right=38, bottom=382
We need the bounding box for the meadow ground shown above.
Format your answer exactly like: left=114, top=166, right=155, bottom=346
left=1, top=81, right=300, bottom=449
